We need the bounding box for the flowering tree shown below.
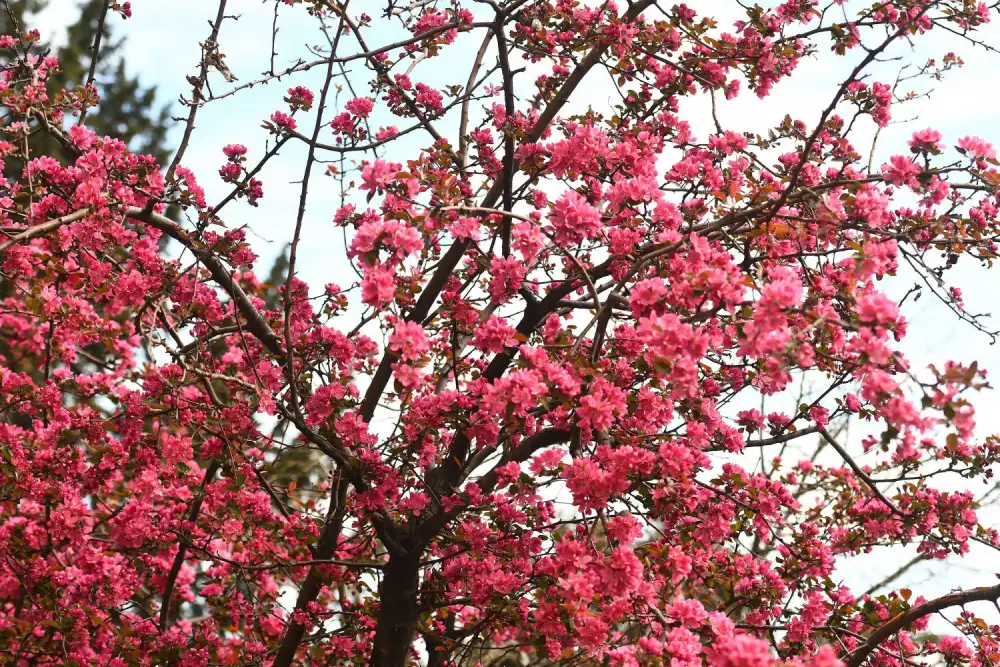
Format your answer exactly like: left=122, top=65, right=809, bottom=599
left=4, top=0, right=1000, bottom=665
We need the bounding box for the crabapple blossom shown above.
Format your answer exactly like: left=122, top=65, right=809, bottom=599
left=2, top=1, right=1000, bottom=667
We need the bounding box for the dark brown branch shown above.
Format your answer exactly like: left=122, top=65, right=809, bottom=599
left=767, top=7, right=932, bottom=222
left=706, top=426, right=821, bottom=452
left=199, top=21, right=475, bottom=106
left=164, top=0, right=229, bottom=183
left=494, top=13, right=515, bottom=256
left=76, top=0, right=110, bottom=127
left=129, top=207, right=286, bottom=357
left=358, top=0, right=657, bottom=428
left=271, top=475, right=349, bottom=667
left=283, top=17, right=345, bottom=422
left=0, top=208, right=93, bottom=254
left=858, top=553, right=925, bottom=601
left=159, top=461, right=219, bottom=631
left=818, top=427, right=906, bottom=518
left=847, top=583, right=1000, bottom=667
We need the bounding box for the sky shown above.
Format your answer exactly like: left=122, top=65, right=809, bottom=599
left=28, top=0, right=1000, bottom=627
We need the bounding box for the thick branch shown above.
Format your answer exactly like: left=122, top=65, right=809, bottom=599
left=128, top=207, right=286, bottom=357
left=0, top=208, right=93, bottom=254
left=494, top=12, right=515, bottom=256
left=159, top=461, right=219, bottom=630
left=847, top=583, right=1000, bottom=667
left=271, top=475, right=349, bottom=667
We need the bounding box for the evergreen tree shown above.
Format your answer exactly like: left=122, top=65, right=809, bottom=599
left=0, top=0, right=45, bottom=37
left=1, top=0, right=171, bottom=165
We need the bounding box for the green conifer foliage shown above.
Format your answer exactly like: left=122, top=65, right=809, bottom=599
left=2, top=0, right=171, bottom=165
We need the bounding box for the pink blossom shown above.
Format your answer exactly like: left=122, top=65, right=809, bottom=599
left=269, top=110, right=297, bottom=132
left=909, top=128, right=943, bottom=153
left=667, top=598, right=707, bottom=628
left=548, top=190, right=602, bottom=245
left=938, top=636, right=973, bottom=660
left=708, top=634, right=774, bottom=667
left=286, top=86, right=314, bottom=110
left=472, top=316, right=519, bottom=354
left=359, top=159, right=400, bottom=192
left=881, top=155, right=921, bottom=187
left=223, top=143, right=247, bottom=158
left=957, top=135, right=996, bottom=159
left=345, top=97, right=375, bottom=118
left=449, top=215, right=481, bottom=240
left=389, top=321, right=430, bottom=361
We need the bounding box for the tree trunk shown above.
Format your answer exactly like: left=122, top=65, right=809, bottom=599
left=272, top=476, right=348, bottom=667
left=370, top=553, right=421, bottom=667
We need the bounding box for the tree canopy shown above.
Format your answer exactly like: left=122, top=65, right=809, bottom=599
left=2, top=1, right=1000, bottom=666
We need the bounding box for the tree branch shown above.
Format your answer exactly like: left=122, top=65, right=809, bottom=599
left=818, top=427, right=906, bottom=518
left=0, top=208, right=93, bottom=254
left=847, top=583, right=1000, bottom=667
